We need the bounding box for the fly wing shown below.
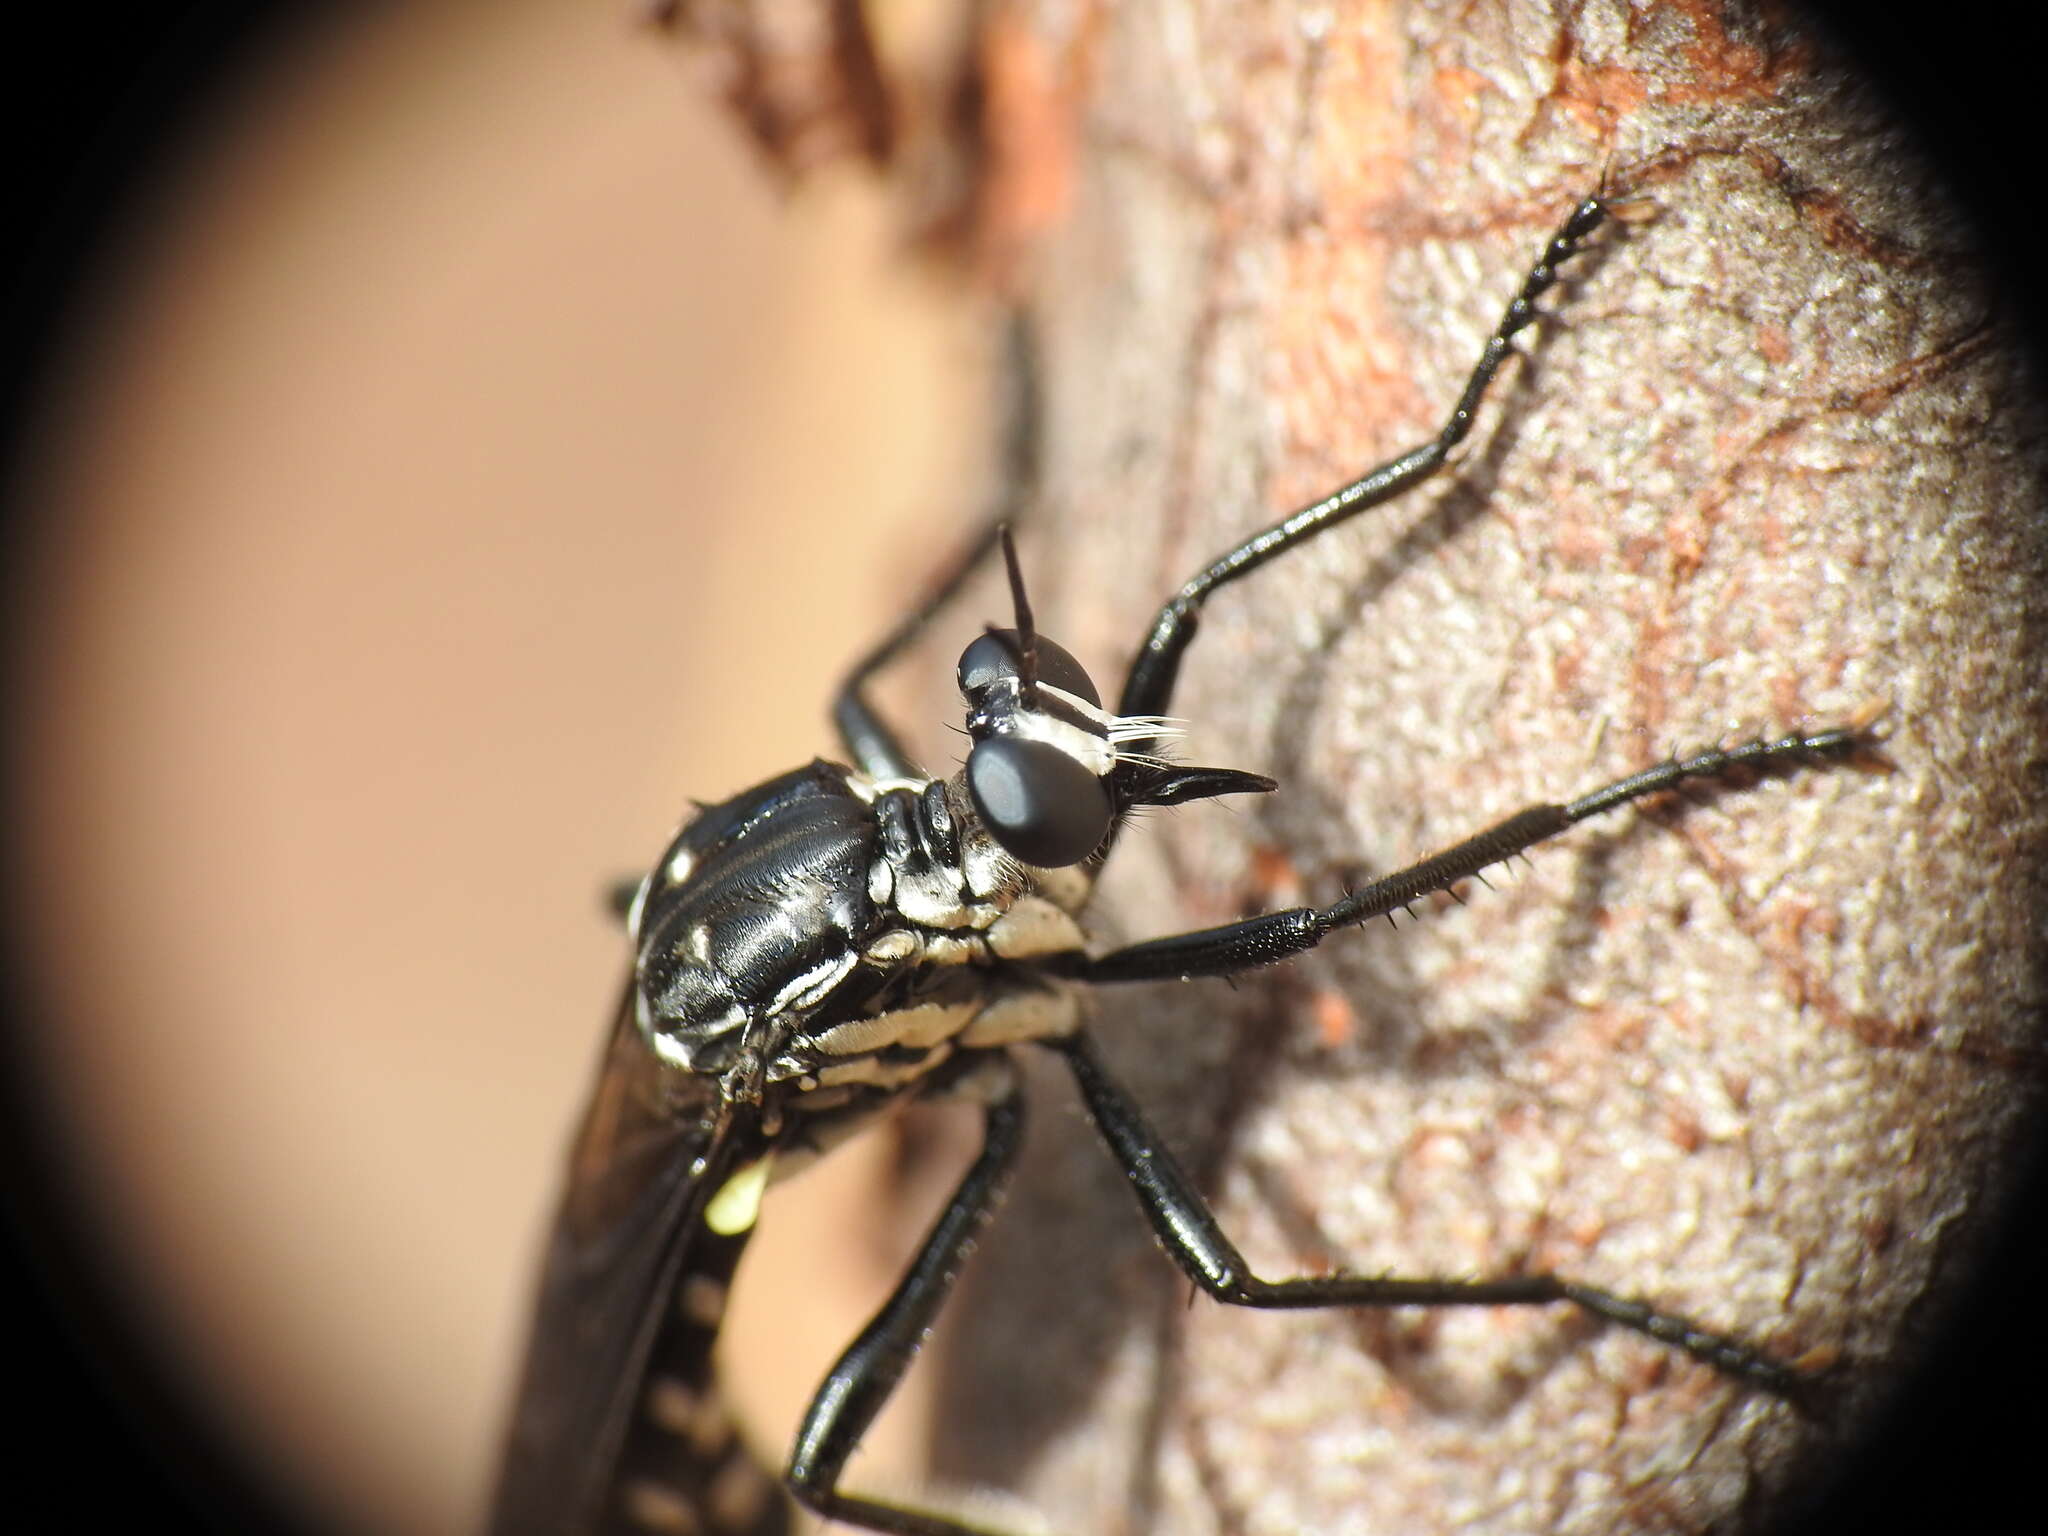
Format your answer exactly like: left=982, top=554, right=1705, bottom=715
left=487, top=983, right=770, bottom=1536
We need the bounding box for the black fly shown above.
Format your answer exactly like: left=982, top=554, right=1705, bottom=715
left=487, top=194, right=1872, bottom=1536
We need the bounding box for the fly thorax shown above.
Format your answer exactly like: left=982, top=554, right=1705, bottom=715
left=865, top=779, right=1011, bottom=933
left=630, top=761, right=879, bottom=1079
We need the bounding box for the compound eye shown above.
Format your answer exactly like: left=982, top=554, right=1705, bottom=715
left=956, top=631, right=1018, bottom=697
left=966, top=736, right=1112, bottom=867
left=957, top=630, right=1101, bottom=707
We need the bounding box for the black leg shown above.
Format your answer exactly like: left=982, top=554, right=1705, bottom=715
left=833, top=315, right=1042, bottom=781
left=1117, top=194, right=1610, bottom=737
left=1050, top=1031, right=1804, bottom=1393
left=784, top=1088, right=1027, bottom=1536
left=1075, top=726, right=1872, bottom=985
left=833, top=520, right=1005, bottom=781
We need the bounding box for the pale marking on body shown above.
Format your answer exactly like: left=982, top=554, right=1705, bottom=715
left=679, top=1274, right=727, bottom=1328
left=644, top=1374, right=726, bottom=1451
left=961, top=833, right=1022, bottom=902
left=621, top=1478, right=702, bottom=1536
left=705, top=1159, right=770, bottom=1235
left=816, top=1041, right=953, bottom=1090
left=922, top=932, right=987, bottom=967
left=867, top=858, right=894, bottom=905
left=767, top=951, right=858, bottom=1017
left=959, top=987, right=1081, bottom=1047
left=647, top=1004, right=745, bottom=1072
left=889, top=856, right=983, bottom=930
left=708, top=1454, right=776, bottom=1531
left=986, top=895, right=1087, bottom=959
left=1006, top=683, right=1116, bottom=775
left=844, top=771, right=932, bottom=804
left=810, top=998, right=979, bottom=1057
left=648, top=1384, right=734, bottom=1458
left=624, top=872, right=653, bottom=940
left=862, top=929, right=919, bottom=964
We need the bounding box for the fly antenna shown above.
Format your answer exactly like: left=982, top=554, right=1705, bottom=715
left=996, top=525, right=1040, bottom=702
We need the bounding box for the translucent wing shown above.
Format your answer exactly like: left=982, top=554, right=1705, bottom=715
left=487, top=982, right=782, bottom=1536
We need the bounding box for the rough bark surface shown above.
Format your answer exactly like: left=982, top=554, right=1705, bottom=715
left=888, top=5, right=2047, bottom=1536
left=665, top=1, right=2044, bottom=1532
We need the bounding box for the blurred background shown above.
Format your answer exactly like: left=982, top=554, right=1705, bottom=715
left=5, top=1, right=991, bottom=1530
left=7, top=4, right=2047, bottom=1535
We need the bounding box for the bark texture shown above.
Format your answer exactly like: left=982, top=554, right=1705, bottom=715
left=668, top=2, right=2045, bottom=1532
left=905, top=5, right=2047, bottom=1535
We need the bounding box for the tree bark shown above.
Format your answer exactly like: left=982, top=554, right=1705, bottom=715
left=670, top=1, right=2047, bottom=1531
left=899, top=4, right=2048, bottom=1535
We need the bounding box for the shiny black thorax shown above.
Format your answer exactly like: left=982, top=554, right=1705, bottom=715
left=628, top=759, right=1078, bottom=1142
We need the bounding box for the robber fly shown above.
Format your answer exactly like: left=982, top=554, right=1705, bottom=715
left=487, top=194, right=1870, bottom=1536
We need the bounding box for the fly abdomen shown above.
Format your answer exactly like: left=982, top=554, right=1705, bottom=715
left=609, top=1224, right=789, bottom=1536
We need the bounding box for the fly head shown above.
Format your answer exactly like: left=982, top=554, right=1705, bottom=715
left=955, top=531, right=1273, bottom=870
